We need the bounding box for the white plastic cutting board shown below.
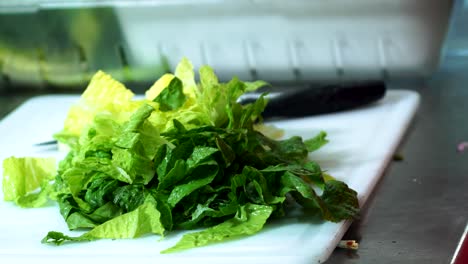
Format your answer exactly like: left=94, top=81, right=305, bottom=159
left=0, top=90, right=419, bottom=264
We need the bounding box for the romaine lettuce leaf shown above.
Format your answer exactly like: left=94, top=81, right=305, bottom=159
left=161, top=203, right=273, bottom=253
left=42, top=195, right=164, bottom=245
left=304, top=131, right=329, bottom=152
left=174, top=57, right=198, bottom=97
left=59, top=71, right=141, bottom=138
left=145, top=73, right=175, bottom=101
left=56, top=58, right=269, bottom=148
left=152, top=77, right=186, bottom=112
left=321, top=180, right=359, bottom=221
left=2, top=157, right=56, bottom=207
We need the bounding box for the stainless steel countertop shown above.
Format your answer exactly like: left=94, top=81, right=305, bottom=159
left=0, top=72, right=467, bottom=263
left=329, top=71, right=468, bottom=264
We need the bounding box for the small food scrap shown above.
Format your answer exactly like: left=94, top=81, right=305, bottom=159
left=338, top=240, right=359, bottom=250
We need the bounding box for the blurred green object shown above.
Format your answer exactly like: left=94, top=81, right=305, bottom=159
left=0, top=7, right=167, bottom=91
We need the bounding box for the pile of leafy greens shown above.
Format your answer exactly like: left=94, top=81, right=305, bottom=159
left=2, top=58, right=358, bottom=253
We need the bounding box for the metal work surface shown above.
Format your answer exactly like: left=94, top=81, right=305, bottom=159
left=0, top=72, right=467, bottom=263
left=328, top=72, right=468, bottom=263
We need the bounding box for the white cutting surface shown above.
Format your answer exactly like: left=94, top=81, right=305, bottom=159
left=0, top=90, right=419, bottom=264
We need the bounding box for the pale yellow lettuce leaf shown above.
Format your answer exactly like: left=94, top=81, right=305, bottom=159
left=62, top=71, right=141, bottom=136
left=2, top=156, right=56, bottom=207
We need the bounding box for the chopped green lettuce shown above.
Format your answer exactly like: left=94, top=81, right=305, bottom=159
left=43, top=195, right=164, bottom=245
left=145, top=73, right=175, bottom=101
left=174, top=57, right=198, bottom=96
left=162, top=203, right=273, bottom=253
left=2, top=157, right=56, bottom=207
left=2, top=58, right=359, bottom=253
left=153, top=77, right=186, bottom=112
left=304, top=131, right=329, bottom=152
left=59, top=70, right=140, bottom=138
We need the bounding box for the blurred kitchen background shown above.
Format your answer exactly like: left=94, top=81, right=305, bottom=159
left=0, top=0, right=455, bottom=91
left=0, top=1, right=468, bottom=263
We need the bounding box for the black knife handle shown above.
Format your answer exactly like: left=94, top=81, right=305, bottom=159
left=239, top=81, right=386, bottom=119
